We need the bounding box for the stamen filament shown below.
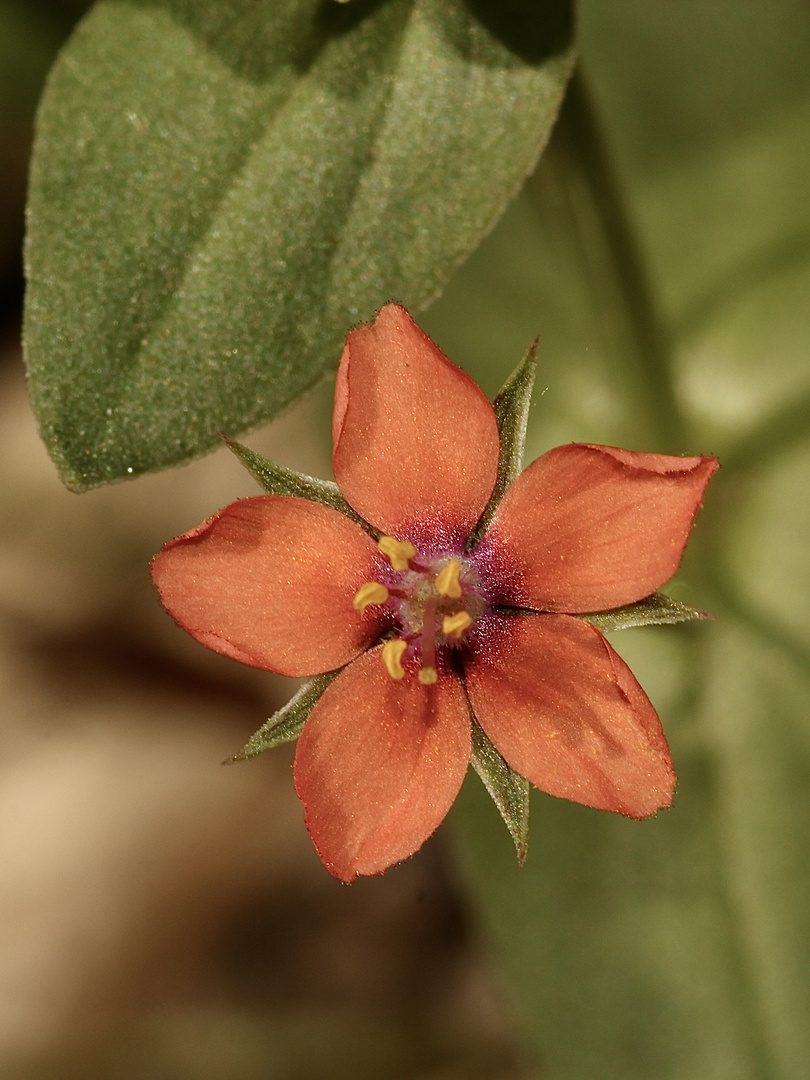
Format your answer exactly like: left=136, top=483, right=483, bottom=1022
left=435, top=558, right=462, bottom=599
left=377, top=536, right=416, bottom=572
left=352, top=581, right=389, bottom=612
left=381, top=639, right=408, bottom=680
left=442, top=611, right=473, bottom=638
left=421, top=597, right=437, bottom=677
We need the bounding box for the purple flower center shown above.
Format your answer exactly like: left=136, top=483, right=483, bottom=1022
left=353, top=538, right=489, bottom=683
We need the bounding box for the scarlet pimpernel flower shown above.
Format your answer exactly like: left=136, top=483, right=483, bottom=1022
left=151, top=305, right=717, bottom=882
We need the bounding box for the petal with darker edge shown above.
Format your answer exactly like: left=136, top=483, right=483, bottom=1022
left=465, top=613, right=675, bottom=817
left=481, top=444, right=718, bottom=611
left=151, top=497, right=387, bottom=677
left=294, top=648, right=471, bottom=882
left=332, top=304, right=500, bottom=547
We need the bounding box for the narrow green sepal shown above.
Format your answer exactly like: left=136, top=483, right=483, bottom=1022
left=225, top=670, right=341, bottom=763
left=223, top=438, right=378, bottom=539
left=468, top=340, right=538, bottom=550
left=582, top=592, right=713, bottom=633
left=492, top=337, right=539, bottom=486
left=469, top=714, right=530, bottom=865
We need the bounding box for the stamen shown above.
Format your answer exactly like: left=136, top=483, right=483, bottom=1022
left=442, top=611, right=473, bottom=638
left=352, top=581, right=389, bottom=612
left=418, top=666, right=438, bottom=685
left=381, top=639, right=407, bottom=680
left=435, top=558, right=462, bottom=599
left=377, top=536, right=417, bottom=572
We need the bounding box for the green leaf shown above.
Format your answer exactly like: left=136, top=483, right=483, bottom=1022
left=582, top=592, right=710, bottom=633
left=467, top=338, right=537, bottom=549
left=24, top=0, right=575, bottom=490
left=427, top=0, right=810, bottom=1073
left=226, top=670, right=340, bottom=762
left=224, top=437, right=376, bottom=538
left=469, top=714, right=530, bottom=865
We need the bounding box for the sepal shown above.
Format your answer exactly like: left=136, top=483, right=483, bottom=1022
left=223, top=438, right=378, bottom=538
left=226, top=670, right=341, bottom=763
left=469, top=711, right=530, bottom=865
left=582, top=592, right=712, bottom=633
left=468, top=340, right=538, bottom=550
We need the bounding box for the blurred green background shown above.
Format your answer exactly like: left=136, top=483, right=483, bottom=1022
left=2, top=0, right=809, bottom=1077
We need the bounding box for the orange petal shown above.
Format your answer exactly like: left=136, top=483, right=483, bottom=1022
left=294, top=648, right=470, bottom=881
left=466, top=613, right=675, bottom=817
left=482, top=444, right=718, bottom=611
left=332, top=304, right=500, bottom=545
left=151, top=497, right=387, bottom=677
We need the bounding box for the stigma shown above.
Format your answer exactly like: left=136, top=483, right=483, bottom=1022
left=353, top=536, right=486, bottom=684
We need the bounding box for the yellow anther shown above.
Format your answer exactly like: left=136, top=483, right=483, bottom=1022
left=381, top=639, right=408, bottom=680
left=352, top=581, right=389, bottom=612
left=377, top=535, right=416, bottom=572
left=418, top=666, right=438, bottom=686
left=435, top=558, right=462, bottom=599
left=442, top=611, right=473, bottom=639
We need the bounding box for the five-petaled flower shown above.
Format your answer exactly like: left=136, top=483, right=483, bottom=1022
left=151, top=304, right=717, bottom=882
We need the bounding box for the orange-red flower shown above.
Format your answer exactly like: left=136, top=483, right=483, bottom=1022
left=152, top=304, right=717, bottom=882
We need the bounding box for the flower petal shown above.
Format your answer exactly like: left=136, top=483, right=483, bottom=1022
left=151, top=497, right=388, bottom=677
left=465, top=613, right=675, bottom=817
left=332, top=304, right=500, bottom=546
left=481, top=444, right=718, bottom=611
left=294, top=647, right=471, bottom=881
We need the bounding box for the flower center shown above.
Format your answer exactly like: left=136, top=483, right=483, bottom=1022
left=353, top=536, right=486, bottom=684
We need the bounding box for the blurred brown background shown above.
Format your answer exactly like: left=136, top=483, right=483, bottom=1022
left=0, top=3, right=526, bottom=1076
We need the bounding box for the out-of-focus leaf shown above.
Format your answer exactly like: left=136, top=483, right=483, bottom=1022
left=24, top=0, right=575, bottom=490
left=429, top=1, right=810, bottom=1075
